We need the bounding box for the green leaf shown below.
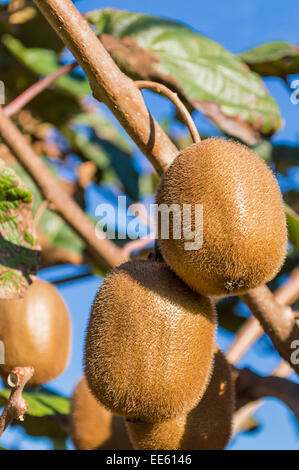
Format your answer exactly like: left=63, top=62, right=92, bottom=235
left=0, top=161, right=40, bottom=299
left=2, top=34, right=91, bottom=98
left=87, top=9, right=282, bottom=145
left=240, top=42, right=299, bottom=78
left=285, top=204, right=299, bottom=251
left=10, top=162, right=84, bottom=257
left=0, top=387, right=70, bottom=417
left=0, top=387, right=69, bottom=439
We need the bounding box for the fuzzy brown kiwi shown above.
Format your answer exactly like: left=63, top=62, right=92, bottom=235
left=70, top=377, right=132, bottom=450
left=0, top=280, right=71, bottom=386
left=125, top=415, right=187, bottom=450
left=126, top=348, right=234, bottom=450
left=156, top=138, right=287, bottom=296
left=84, top=260, right=216, bottom=423
left=180, top=348, right=235, bottom=450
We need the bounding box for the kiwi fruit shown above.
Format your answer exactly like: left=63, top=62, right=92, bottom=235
left=70, top=377, right=132, bottom=450
left=0, top=279, right=71, bottom=386
left=126, top=415, right=187, bottom=450
left=156, top=138, right=287, bottom=296
left=85, top=260, right=216, bottom=423
left=180, top=348, right=234, bottom=450
left=126, top=349, right=234, bottom=450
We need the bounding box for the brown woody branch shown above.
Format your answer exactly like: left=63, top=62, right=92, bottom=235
left=227, top=268, right=299, bottom=365
left=0, top=367, right=34, bottom=438
left=0, top=108, right=127, bottom=270
left=241, top=285, right=299, bottom=375
left=235, top=367, right=299, bottom=422
left=33, top=0, right=178, bottom=175
left=233, top=361, right=293, bottom=434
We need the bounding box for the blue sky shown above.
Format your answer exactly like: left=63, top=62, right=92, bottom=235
left=1, top=0, right=299, bottom=450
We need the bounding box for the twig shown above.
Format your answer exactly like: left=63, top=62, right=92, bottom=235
left=0, top=108, right=128, bottom=270
left=235, top=367, right=299, bottom=421
left=227, top=269, right=299, bottom=365
left=33, top=200, right=48, bottom=225
left=4, top=62, right=78, bottom=117
left=33, top=0, right=178, bottom=176
left=233, top=360, right=293, bottom=435
left=0, top=367, right=34, bottom=438
left=135, top=81, right=200, bottom=144
left=241, top=285, right=299, bottom=375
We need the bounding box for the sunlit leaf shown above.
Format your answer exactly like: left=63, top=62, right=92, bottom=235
left=285, top=204, right=299, bottom=251
left=87, top=9, right=282, bottom=145
left=0, top=161, right=40, bottom=299
left=240, top=42, right=299, bottom=78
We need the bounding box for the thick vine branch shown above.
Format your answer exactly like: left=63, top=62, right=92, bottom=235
left=0, top=108, right=127, bottom=270
left=241, top=285, right=299, bottom=375
left=235, top=366, right=299, bottom=422
left=233, top=361, right=293, bottom=434
left=227, top=269, right=299, bottom=365
left=0, top=367, right=34, bottom=437
left=4, top=62, right=78, bottom=117
left=33, top=0, right=178, bottom=175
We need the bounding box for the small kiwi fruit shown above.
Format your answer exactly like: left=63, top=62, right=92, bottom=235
left=85, top=260, right=216, bottom=423
left=125, top=415, right=187, bottom=450
left=156, top=138, right=287, bottom=296
left=126, top=348, right=234, bottom=450
left=180, top=348, right=234, bottom=450
left=70, top=377, right=132, bottom=450
left=0, top=279, right=71, bottom=386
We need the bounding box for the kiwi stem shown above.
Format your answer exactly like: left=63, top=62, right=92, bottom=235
left=135, top=81, right=201, bottom=145
left=0, top=366, right=34, bottom=437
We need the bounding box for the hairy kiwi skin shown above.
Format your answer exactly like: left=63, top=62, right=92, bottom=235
left=126, top=416, right=187, bottom=450
left=126, top=349, right=234, bottom=450
left=156, top=138, right=287, bottom=296
left=85, top=260, right=216, bottom=423
left=0, top=280, right=71, bottom=386
left=180, top=348, right=234, bottom=450
left=70, top=377, right=132, bottom=450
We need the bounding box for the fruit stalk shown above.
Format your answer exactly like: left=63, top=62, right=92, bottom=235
left=0, top=367, right=34, bottom=437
